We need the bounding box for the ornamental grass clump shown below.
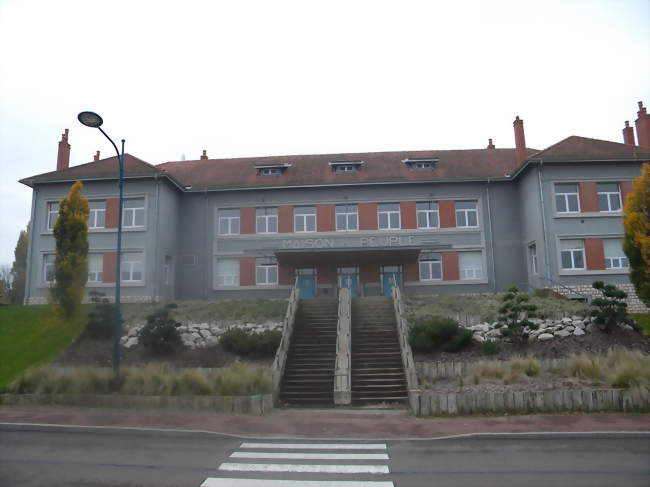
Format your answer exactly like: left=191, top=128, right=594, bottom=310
left=566, top=353, right=603, bottom=381
left=510, top=355, right=541, bottom=377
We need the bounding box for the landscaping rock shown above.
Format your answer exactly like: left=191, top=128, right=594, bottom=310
left=554, top=330, right=571, bottom=338
left=573, top=328, right=585, bottom=336
left=538, top=333, right=554, bottom=341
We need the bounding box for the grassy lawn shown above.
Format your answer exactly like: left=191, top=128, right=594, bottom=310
left=632, top=313, right=650, bottom=336
left=0, top=305, right=87, bottom=389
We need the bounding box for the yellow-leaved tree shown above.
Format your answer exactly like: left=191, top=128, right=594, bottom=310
left=52, top=181, right=89, bottom=316
left=623, top=163, right=650, bottom=307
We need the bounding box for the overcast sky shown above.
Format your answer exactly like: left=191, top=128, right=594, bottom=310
left=0, top=0, right=648, bottom=268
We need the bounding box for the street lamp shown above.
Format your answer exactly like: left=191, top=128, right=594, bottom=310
left=78, top=111, right=125, bottom=377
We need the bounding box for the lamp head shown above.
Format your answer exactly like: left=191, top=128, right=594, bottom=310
left=77, top=111, right=104, bottom=128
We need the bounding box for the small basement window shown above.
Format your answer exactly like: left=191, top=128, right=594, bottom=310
left=255, top=163, right=291, bottom=177
left=329, top=160, right=363, bottom=174
left=403, top=158, right=438, bottom=171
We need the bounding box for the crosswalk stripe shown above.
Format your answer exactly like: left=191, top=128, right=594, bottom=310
left=202, top=480, right=395, bottom=487
left=239, top=443, right=387, bottom=450
left=219, top=463, right=390, bottom=474
left=230, top=452, right=389, bottom=460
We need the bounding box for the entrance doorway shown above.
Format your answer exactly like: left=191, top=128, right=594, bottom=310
left=338, top=267, right=360, bottom=297
left=380, top=265, right=402, bottom=296
left=296, top=268, right=317, bottom=299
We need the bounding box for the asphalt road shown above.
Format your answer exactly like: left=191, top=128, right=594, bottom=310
left=0, top=427, right=648, bottom=487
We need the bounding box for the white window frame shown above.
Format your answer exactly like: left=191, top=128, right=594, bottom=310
left=87, top=254, right=103, bottom=283
left=216, top=258, right=240, bottom=287
left=43, top=254, right=55, bottom=284
left=46, top=202, right=59, bottom=231
left=555, top=183, right=580, bottom=214
left=256, top=207, right=278, bottom=234
left=419, top=259, right=442, bottom=281
left=120, top=256, right=144, bottom=283
left=88, top=201, right=106, bottom=229
left=416, top=202, right=439, bottom=229
left=597, top=183, right=622, bottom=213
left=122, top=198, right=145, bottom=228
left=604, top=239, right=629, bottom=269
left=336, top=204, right=358, bottom=232
left=256, top=263, right=278, bottom=285
left=528, top=243, right=538, bottom=275
left=218, top=209, right=240, bottom=236
left=258, top=167, right=282, bottom=176
left=560, top=240, right=585, bottom=270
left=459, top=252, right=483, bottom=280
left=378, top=203, right=400, bottom=230
left=294, top=207, right=316, bottom=233
left=334, top=164, right=358, bottom=174
left=455, top=201, right=479, bottom=228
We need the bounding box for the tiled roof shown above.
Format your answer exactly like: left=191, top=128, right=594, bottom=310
left=529, top=136, right=650, bottom=160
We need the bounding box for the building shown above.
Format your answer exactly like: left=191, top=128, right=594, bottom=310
left=19, top=103, right=650, bottom=311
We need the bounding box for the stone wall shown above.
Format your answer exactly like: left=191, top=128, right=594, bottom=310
left=552, top=283, right=648, bottom=313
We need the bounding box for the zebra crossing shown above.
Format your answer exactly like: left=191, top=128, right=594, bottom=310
left=200, top=441, right=395, bottom=486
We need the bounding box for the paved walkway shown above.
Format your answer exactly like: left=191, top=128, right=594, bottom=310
left=1, top=406, right=648, bottom=438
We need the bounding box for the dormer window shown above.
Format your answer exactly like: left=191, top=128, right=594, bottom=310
left=403, top=158, right=437, bottom=171
left=329, top=160, right=363, bottom=174
left=255, top=163, right=291, bottom=177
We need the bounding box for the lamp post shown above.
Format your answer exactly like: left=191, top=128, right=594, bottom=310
left=77, top=111, right=125, bottom=377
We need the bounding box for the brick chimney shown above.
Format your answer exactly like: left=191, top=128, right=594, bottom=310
left=513, top=116, right=527, bottom=165
left=93, top=150, right=101, bottom=161
left=56, top=129, right=70, bottom=171
left=622, top=121, right=635, bottom=145
left=487, top=138, right=495, bottom=149
left=635, top=101, right=650, bottom=148
left=200, top=150, right=208, bottom=160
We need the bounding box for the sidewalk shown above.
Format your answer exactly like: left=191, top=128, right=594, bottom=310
left=1, top=406, right=648, bottom=438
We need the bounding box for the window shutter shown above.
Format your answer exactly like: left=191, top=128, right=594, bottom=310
left=439, top=201, right=456, bottom=228
left=441, top=252, right=460, bottom=280
left=578, top=182, right=598, bottom=212
left=240, top=207, right=256, bottom=234
left=400, top=202, right=417, bottom=229
left=316, top=205, right=335, bottom=232
left=105, top=199, right=119, bottom=228
left=585, top=238, right=605, bottom=270
left=239, top=258, right=256, bottom=286
left=102, top=252, right=116, bottom=283
left=278, top=206, right=294, bottom=233
left=358, top=203, right=378, bottom=230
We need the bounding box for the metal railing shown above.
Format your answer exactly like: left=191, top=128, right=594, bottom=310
left=392, top=286, right=419, bottom=412
left=271, top=285, right=300, bottom=402
left=333, top=287, right=352, bottom=405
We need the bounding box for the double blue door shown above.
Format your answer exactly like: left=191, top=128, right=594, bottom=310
left=338, top=273, right=359, bottom=297
left=382, top=272, right=401, bottom=296
left=297, top=273, right=316, bottom=299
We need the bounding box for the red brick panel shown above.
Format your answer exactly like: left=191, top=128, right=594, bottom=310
left=441, top=252, right=460, bottom=281
left=105, top=199, right=119, bottom=228
left=102, top=252, right=116, bottom=283
left=239, top=257, right=256, bottom=286
left=316, top=205, right=335, bottom=232
left=403, top=259, right=419, bottom=282
left=439, top=200, right=456, bottom=228
left=585, top=238, right=606, bottom=270
left=317, top=264, right=336, bottom=284
left=620, top=181, right=634, bottom=206
left=400, top=202, right=417, bottom=229
left=240, top=207, right=256, bottom=234
left=360, top=263, right=380, bottom=283
left=278, top=206, right=294, bottom=233
left=578, top=182, right=598, bottom=212
left=358, top=203, right=378, bottom=230
left=279, top=264, right=294, bottom=285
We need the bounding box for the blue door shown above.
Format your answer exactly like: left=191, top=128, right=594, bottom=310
left=296, top=270, right=316, bottom=299
left=382, top=272, right=401, bottom=296
left=338, top=272, right=360, bottom=297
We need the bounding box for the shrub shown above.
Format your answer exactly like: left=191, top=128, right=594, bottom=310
left=85, top=291, right=115, bottom=340
left=408, top=316, right=472, bottom=353
left=498, top=285, right=538, bottom=345
left=566, top=353, right=603, bottom=381
left=220, top=328, right=282, bottom=358
left=481, top=340, right=499, bottom=356
left=608, top=361, right=650, bottom=389
left=590, top=281, right=633, bottom=333
left=140, top=308, right=182, bottom=355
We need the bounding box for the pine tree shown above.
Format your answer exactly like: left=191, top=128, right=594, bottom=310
left=623, top=163, right=650, bottom=307
left=52, top=181, right=89, bottom=316
left=10, top=227, right=29, bottom=305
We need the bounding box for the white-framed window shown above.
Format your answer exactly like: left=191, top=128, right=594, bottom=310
left=218, top=208, right=240, bottom=235
left=121, top=254, right=144, bottom=282
left=404, top=158, right=436, bottom=171
left=417, top=202, right=439, bottom=229
left=43, top=254, right=55, bottom=283
left=87, top=254, right=103, bottom=283
left=560, top=240, right=585, bottom=270
left=46, top=202, right=59, bottom=230
left=336, top=204, right=358, bottom=231
left=597, top=183, right=622, bottom=212
left=294, top=206, right=316, bottom=233
left=216, top=258, right=240, bottom=286
left=456, top=201, right=478, bottom=227
left=460, top=252, right=483, bottom=280
left=258, top=167, right=283, bottom=176
left=256, top=261, right=278, bottom=285
left=529, top=243, right=538, bottom=275
left=334, top=164, right=358, bottom=173
left=555, top=183, right=580, bottom=213
left=256, top=207, right=278, bottom=234
left=88, top=200, right=106, bottom=229
left=122, top=198, right=145, bottom=228
left=604, top=239, right=629, bottom=269
left=419, top=253, right=442, bottom=281
left=378, top=203, right=400, bottom=230
left=163, top=256, right=173, bottom=285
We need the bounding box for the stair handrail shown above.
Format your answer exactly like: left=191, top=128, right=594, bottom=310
left=391, top=286, right=419, bottom=407
left=333, top=287, right=352, bottom=405
left=272, top=285, right=300, bottom=402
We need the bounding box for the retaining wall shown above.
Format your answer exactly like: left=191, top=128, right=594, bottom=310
left=416, top=359, right=569, bottom=381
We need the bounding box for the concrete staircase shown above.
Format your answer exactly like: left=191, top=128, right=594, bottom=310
left=351, top=297, right=408, bottom=405
left=279, top=299, right=338, bottom=407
